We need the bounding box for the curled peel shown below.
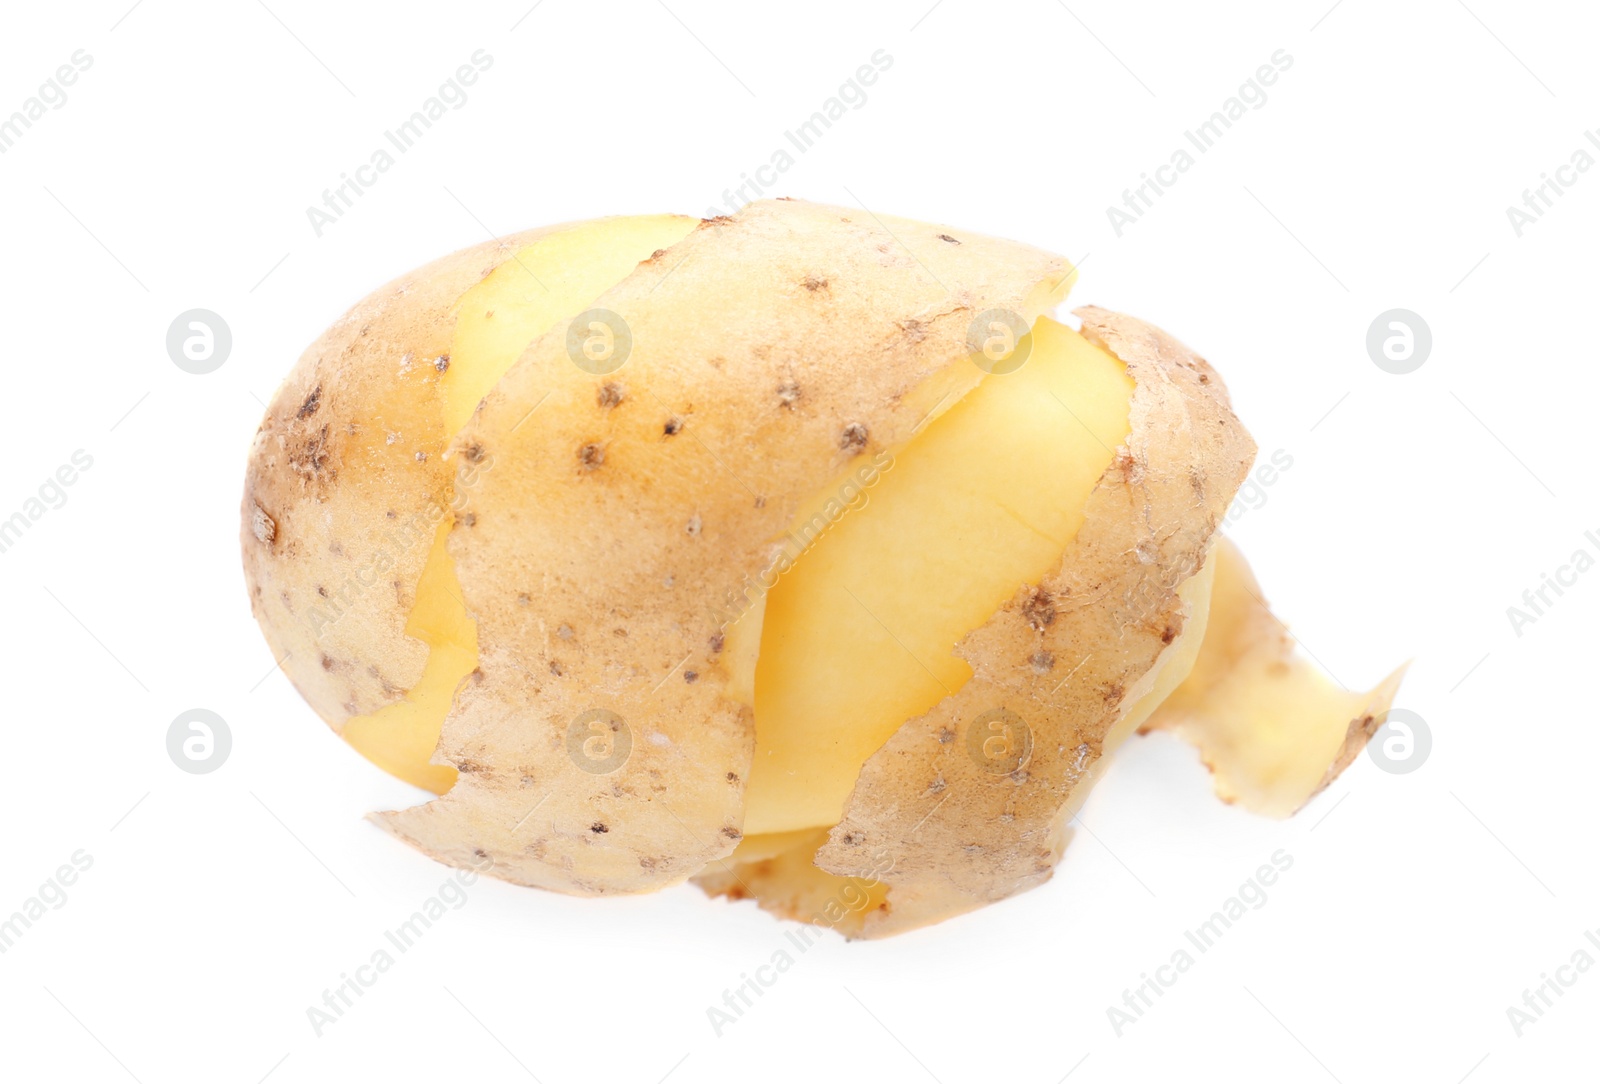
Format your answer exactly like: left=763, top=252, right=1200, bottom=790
left=1141, top=535, right=1409, bottom=818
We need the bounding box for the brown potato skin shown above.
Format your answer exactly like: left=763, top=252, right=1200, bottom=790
left=242, top=228, right=569, bottom=729
left=805, top=307, right=1256, bottom=937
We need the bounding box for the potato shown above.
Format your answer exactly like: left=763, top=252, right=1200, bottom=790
left=242, top=199, right=1403, bottom=937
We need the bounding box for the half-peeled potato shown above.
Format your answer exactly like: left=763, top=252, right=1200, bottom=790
left=242, top=199, right=1402, bottom=937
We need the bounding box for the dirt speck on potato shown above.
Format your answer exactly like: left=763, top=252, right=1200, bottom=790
left=578, top=443, right=604, bottom=470
left=250, top=503, right=277, bottom=545
left=290, top=426, right=332, bottom=479
left=840, top=423, right=869, bottom=453
left=1022, top=588, right=1056, bottom=630
left=297, top=385, right=322, bottom=419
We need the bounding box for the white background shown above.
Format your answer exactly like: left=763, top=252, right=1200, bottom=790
left=1, top=1, right=1595, bottom=1081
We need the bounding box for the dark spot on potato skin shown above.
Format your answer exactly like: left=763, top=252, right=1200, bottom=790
left=683, top=670, right=698, bottom=684
left=1022, top=588, right=1056, bottom=630
left=1161, top=625, right=1177, bottom=644
left=663, top=417, right=683, bottom=436
left=321, top=654, right=336, bottom=671
left=721, top=826, right=741, bottom=840
left=578, top=443, right=604, bottom=469
left=434, top=354, right=450, bottom=372
left=725, top=771, right=739, bottom=783
left=709, top=633, right=724, bottom=654
left=777, top=381, right=801, bottom=408
left=597, top=383, right=624, bottom=409
left=297, top=385, right=322, bottom=419
left=840, top=423, right=868, bottom=453
left=462, top=442, right=487, bottom=463
left=290, top=425, right=333, bottom=480
left=802, top=274, right=828, bottom=292
left=591, top=822, right=609, bottom=833
left=937, top=233, right=961, bottom=244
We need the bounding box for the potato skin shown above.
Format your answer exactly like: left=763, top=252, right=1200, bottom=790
left=808, top=307, right=1256, bottom=936
left=241, top=228, right=564, bottom=729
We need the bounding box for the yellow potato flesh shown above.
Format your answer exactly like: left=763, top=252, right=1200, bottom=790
left=741, top=317, right=1136, bottom=836
left=340, top=521, right=478, bottom=792
left=340, top=215, right=697, bottom=792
